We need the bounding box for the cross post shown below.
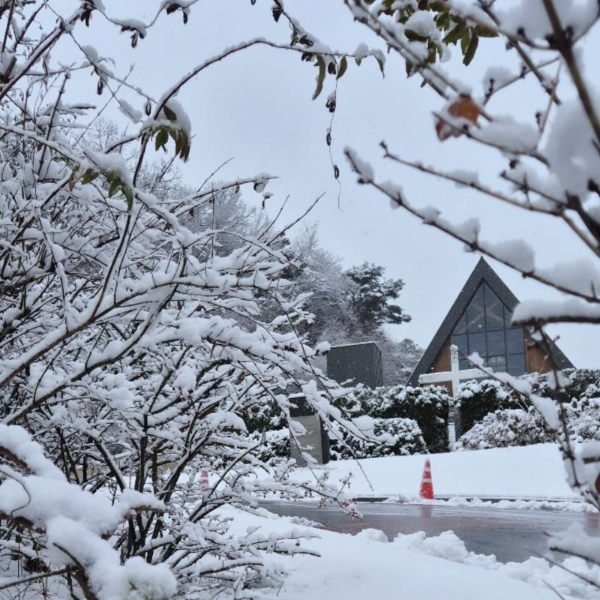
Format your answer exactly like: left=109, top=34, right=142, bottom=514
left=418, top=345, right=486, bottom=449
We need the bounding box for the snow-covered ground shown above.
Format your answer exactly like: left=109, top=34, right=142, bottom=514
left=226, top=505, right=600, bottom=600
left=291, top=444, right=579, bottom=501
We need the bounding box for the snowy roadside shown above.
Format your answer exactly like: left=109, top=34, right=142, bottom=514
left=415, top=496, right=592, bottom=512
left=284, top=443, right=580, bottom=502
left=223, top=505, right=600, bottom=600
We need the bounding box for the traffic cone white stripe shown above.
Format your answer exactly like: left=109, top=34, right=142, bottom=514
left=419, top=459, right=434, bottom=500
left=200, top=469, right=210, bottom=492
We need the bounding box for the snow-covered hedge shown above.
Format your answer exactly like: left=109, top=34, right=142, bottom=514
left=244, top=400, right=285, bottom=433
left=250, top=429, right=290, bottom=463
left=0, top=425, right=177, bottom=600
left=330, top=417, right=427, bottom=459
left=355, top=384, right=451, bottom=453
left=456, top=369, right=600, bottom=441
left=456, top=397, right=600, bottom=451
left=455, top=379, right=519, bottom=437
left=562, top=397, right=600, bottom=444
left=456, top=408, right=553, bottom=451
left=533, top=368, right=600, bottom=402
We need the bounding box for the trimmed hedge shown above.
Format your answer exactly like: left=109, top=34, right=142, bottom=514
left=533, top=368, right=600, bottom=401
left=249, top=429, right=289, bottom=463
left=454, top=379, right=519, bottom=437
left=243, top=399, right=283, bottom=433
left=355, top=384, right=451, bottom=453
left=456, top=408, right=553, bottom=451
left=455, top=369, right=600, bottom=440
left=456, top=395, right=600, bottom=451
left=330, top=417, right=427, bottom=459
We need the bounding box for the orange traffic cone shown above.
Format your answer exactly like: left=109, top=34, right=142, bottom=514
left=419, top=459, right=434, bottom=500
left=199, top=469, right=210, bottom=493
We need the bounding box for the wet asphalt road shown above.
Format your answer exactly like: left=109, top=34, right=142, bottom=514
left=263, top=501, right=600, bottom=563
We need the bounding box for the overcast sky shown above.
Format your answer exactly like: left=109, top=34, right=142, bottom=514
left=58, top=0, right=600, bottom=368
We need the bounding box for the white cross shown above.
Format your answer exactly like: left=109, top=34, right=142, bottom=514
left=418, top=345, right=485, bottom=397
left=419, top=345, right=486, bottom=448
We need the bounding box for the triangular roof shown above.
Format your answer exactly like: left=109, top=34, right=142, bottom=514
left=408, top=258, right=573, bottom=385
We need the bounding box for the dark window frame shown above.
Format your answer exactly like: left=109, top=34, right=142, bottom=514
left=450, top=283, right=526, bottom=376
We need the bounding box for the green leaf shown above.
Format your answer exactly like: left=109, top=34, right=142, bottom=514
left=155, top=128, right=169, bottom=151
left=108, top=176, right=121, bottom=198
left=427, top=43, right=437, bottom=64
left=443, top=22, right=466, bottom=44
left=461, top=28, right=471, bottom=54
left=463, top=33, right=479, bottom=65
left=474, top=24, right=498, bottom=37
left=336, top=56, right=348, bottom=80
left=374, top=54, right=385, bottom=76
left=436, top=11, right=450, bottom=30
left=123, top=187, right=134, bottom=211
left=81, top=169, right=98, bottom=184
left=312, top=55, right=326, bottom=100
left=163, top=105, right=177, bottom=121
left=405, top=29, right=428, bottom=42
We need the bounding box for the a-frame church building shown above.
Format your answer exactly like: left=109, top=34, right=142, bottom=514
left=409, top=258, right=573, bottom=396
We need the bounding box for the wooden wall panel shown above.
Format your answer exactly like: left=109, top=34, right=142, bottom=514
left=429, top=338, right=451, bottom=373
left=525, top=332, right=555, bottom=374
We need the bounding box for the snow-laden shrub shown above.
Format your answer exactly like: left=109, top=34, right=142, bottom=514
left=456, top=370, right=600, bottom=443
left=564, top=397, right=600, bottom=443
left=250, top=428, right=290, bottom=463
left=533, top=368, right=600, bottom=402
left=356, top=385, right=451, bottom=453
left=0, top=5, right=365, bottom=598
left=244, top=399, right=285, bottom=433
left=456, top=396, right=600, bottom=450
left=455, top=379, right=519, bottom=437
left=455, top=408, right=553, bottom=451
left=330, top=417, right=427, bottom=459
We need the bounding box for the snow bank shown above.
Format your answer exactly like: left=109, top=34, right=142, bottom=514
left=290, top=444, right=578, bottom=500
left=223, top=506, right=597, bottom=600
left=394, top=530, right=600, bottom=600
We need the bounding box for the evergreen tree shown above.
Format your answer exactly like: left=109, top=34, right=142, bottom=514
left=345, top=262, right=411, bottom=331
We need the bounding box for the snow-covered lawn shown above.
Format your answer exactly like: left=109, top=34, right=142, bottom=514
left=291, top=444, right=579, bottom=501
left=226, top=506, right=600, bottom=600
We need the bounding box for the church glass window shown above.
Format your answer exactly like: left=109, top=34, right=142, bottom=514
left=450, top=283, right=526, bottom=376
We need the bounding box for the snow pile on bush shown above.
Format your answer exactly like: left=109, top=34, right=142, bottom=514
left=330, top=417, right=427, bottom=459
left=455, top=370, right=600, bottom=451
left=568, top=397, right=600, bottom=442
left=455, top=379, right=519, bottom=436
left=457, top=396, right=600, bottom=451
left=355, top=384, right=451, bottom=453
left=242, top=384, right=441, bottom=462
left=456, top=408, right=553, bottom=451
left=394, top=530, right=600, bottom=600
left=0, top=425, right=177, bottom=600
left=250, top=428, right=290, bottom=463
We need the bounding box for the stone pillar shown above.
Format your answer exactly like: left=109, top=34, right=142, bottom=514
left=289, top=395, right=330, bottom=466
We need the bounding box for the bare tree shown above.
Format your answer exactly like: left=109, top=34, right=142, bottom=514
left=0, top=3, right=374, bottom=599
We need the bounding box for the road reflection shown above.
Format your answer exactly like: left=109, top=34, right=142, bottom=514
left=262, top=501, right=600, bottom=563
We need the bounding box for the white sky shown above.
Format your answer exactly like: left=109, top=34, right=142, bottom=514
left=57, top=0, right=600, bottom=368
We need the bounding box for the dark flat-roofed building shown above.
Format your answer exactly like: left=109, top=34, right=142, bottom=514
left=327, top=341, right=383, bottom=389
